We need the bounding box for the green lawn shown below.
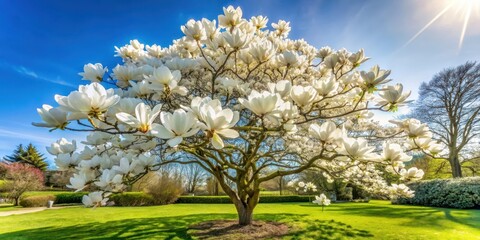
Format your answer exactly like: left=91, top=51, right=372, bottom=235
left=259, top=190, right=296, bottom=195
left=0, top=204, right=21, bottom=212
left=22, top=191, right=77, bottom=197
left=0, top=200, right=478, bottom=239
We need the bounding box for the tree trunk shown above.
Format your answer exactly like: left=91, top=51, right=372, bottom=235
left=210, top=168, right=259, bottom=226
left=449, top=156, right=463, bottom=178
left=235, top=202, right=254, bottom=225
left=279, top=176, right=283, bottom=196
left=14, top=197, right=19, bottom=206
left=214, top=180, right=219, bottom=196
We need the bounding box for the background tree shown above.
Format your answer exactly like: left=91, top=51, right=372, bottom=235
left=34, top=6, right=433, bottom=225
left=205, top=175, right=221, bottom=196
left=409, top=62, right=480, bottom=178
left=45, top=170, right=74, bottom=188
left=4, top=144, right=26, bottom=162
left=183, top=164, right=206, bottom=194
left=130, top=169, right=184, bottom=205
left=4, top=143, right=48, bottom=171
left=0, top=163, right=44, bottom=205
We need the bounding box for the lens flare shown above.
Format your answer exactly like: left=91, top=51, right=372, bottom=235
left=404, top=0, right=480, bottom=51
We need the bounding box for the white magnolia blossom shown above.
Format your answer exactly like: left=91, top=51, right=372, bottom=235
left=304, top=182, right=317, bottom=192
left=47, top=138, right=77, bottom=155
left=268, top=80, right=292, bottom=98
left=112, top=157, right=137, bottom=176
left=67, top=173, right=88, bottom=191
left=217, top=77, right=239, bottom=94
left=309, top=121, right=341, bottom=143
left=425, top=140, right=443, bottom=155
left=377, top=84, right=412, bottom=111
left=55, top=83, right=120, bottom=120
left=239, top=90, right=279, bottom=116
left=277, top=51, right=303, bottom=67
left=79, top=63, right=108, bottom=82
left=82, top=191, right=109, bottom=207
left=360, top=65, right=391, bottom=91
left=249, top=40, right=275, bottom=62
left=317, top=46, right=333, bottom=59
left=290, top=86, right=317, bottom=107
left=196, top=100, right=239, bottom=149
left=287, top=180, right=295, bottom=187
left=218, top=6, right=243, bottom=29
left=291, top=179, right=319, bottom=193
left=272, top=20, right=291, bottom=38
left=400, top=167, right=425, bottom=181
left=112, top=64, right=143, bottom=88
left=181, top=19, right=207, bottom=41
left=250, top=15, right=268, bottom=29
left=389, top=184, right=415, bottom=199
left=146, top=66, right=188, bottom=96
left=33, top=6, right=434, bottom=209
left=108, top=98, right=143, bottom=118
left=95, top=169, right=124, bottom=191
left=152, top=109, right=199, bottom=147
left=223, top=29, right=250, bottom=50
left=55, top=153, right=81, bottom=170
left=348, top=49, right=369, bottom=66
left=313, top=76, right=339, bottom=97
left=116, top=103, right=162, bottom=133
left=312, top=193, right=331, bottom=207
left=339, top=138, right=376, bottom=160
left=379, top=142, right=412, bottom=163
left=82, top=132, right=113, bottom=146
left=323, top=53, right=339, bottom=69
left=390, top=119, right=432, bottom=139
left=32, top=104, right=68, bottom=129
left=128, top=81, right=152, bottom=98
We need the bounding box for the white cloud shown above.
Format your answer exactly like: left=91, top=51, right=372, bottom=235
left=12, top=64, right=77, bottom=88
left=0, top=125, right=87, bottom=169
left=0, top=128, right=57, bottom=146
left=14, top=66, right=38, bottom=78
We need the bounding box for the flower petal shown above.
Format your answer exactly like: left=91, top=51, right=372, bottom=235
left=217, top=129, right=239, bottom=138
left=211, top=133, right=224, bottom=149
left=116, top=112, right=140, bottom=127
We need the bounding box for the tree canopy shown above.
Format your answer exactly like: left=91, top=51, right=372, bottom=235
left=4, top=143, right=48, bottom=171
left=409, top=61, right=480, bottom=178
left=33, top=6, right=436, bottom=225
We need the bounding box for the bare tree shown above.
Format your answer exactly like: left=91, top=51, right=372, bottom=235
left=183, top=164, right=206, bottom=194
left=410, top=62, right=480, bottom=178
left=205, top=175, right=221, bottom=196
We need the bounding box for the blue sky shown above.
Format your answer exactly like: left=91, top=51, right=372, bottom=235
left=0, top=0, right=479, bottom=167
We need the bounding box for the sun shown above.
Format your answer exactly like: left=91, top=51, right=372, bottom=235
left=404, top=0, right=480, bottom=50
left=454, top=0, right=480, bottom=49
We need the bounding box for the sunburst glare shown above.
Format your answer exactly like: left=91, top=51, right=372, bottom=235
left=404, top=0, right=480, bottom=50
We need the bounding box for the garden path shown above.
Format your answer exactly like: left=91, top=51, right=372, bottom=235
left=0, top=207, right=64, bottom=217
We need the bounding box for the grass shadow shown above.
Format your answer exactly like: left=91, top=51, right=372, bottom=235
left=287, top=219, right=373, bottom=239
left=442, top=208, right=480, bottom=229
left=309, top=202, right=480, bottom=230
left=0, top=212, right=373, bottom=239
left=0, top=213, right=228, bottom=239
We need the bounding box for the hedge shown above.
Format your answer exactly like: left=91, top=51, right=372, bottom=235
left=20, top=195, right=56, bottom=207
left=109, top=192, right=155, bottom=206
left=17, top=192, right=318, bottom=206
left=393, top=177, right=480, bottom=209
left=176, top=195, right=313, bottom=204
left=176, top=196, right=232, bottom=203
left=54, top=192, right=85, bottom=204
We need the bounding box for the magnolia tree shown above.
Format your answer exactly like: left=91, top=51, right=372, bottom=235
left=33, top=6, right=437, bottom=225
